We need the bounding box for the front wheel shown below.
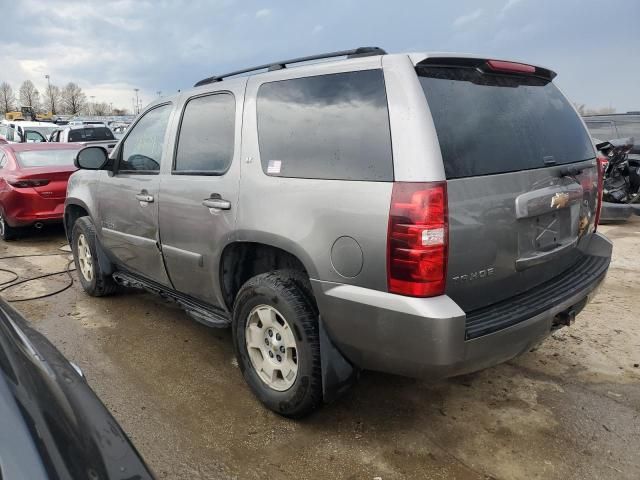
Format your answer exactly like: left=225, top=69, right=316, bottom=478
left=232, top=271, right=322, bottom=418
left=71, top=216, right=117, bottom=296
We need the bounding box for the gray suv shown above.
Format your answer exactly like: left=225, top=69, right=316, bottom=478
left=65, top=48, right=612, bottom=417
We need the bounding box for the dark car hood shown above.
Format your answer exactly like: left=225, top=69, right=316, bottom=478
left=0, top=298, right=154, bottom=480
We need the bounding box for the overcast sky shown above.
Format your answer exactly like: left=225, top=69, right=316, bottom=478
left=1, top=0, right=638, bottom=113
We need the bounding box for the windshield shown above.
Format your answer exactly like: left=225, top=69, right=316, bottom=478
left=16, top=149, right=78, bottom=168
left=418, top=66, right=595, bottom=179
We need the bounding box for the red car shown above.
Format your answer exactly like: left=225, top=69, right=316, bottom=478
left=0, top=143, right=81, bottom=240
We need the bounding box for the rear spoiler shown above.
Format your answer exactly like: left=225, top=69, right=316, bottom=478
left=416, top=57, right=557, bottom=82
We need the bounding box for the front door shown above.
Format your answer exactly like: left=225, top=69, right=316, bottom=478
left=158, top=83, right=244, bottom=306
left=98, top=103, right=174, bottom=286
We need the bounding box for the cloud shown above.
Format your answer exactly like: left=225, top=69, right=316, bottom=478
left=0, top=0, right=637, bottom=113
left=500, top=0, right=526, bottom=17
left=453, top=8, right=483, bottom=28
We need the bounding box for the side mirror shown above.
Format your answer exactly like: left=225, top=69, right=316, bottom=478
left=75, top=146, right=109, bottom=170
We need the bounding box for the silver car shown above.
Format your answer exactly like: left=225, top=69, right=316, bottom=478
left=65, top=48, right=612, bottom=417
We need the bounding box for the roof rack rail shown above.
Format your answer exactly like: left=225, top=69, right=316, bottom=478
left=194, top=46, right=387, bottom=87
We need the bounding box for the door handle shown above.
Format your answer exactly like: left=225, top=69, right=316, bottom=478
left=202, top=197, right=231, bottom=210
left=135, top=193, right=154, bottom=203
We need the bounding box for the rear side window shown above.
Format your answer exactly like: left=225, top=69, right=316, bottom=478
left=257, top=69, right=393, bottom=181
left=174, top=93, right=235, bottom=174
left=418, top=67, right=595, bottom=179
left=68, top=127, right=115, bottom=142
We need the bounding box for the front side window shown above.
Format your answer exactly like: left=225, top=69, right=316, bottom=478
left=120, top=104, right=172, bottom=172
left=24, top=130, right=47, bottom=143
left=256, top=69, right=393, bottom=181
left=174, top=93, right=235, bottom=174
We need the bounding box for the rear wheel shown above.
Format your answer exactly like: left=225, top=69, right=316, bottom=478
left=71, top=216, right=117, bottom=296
left=232, top=271, right=322, bottom=418
left=0, top=211, right=20, bottom=241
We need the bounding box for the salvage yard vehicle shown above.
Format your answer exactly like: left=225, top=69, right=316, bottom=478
left=65, top=47, right=612, bottom=417
left=595, top=137, right=639, bottom=221
left=0, top=143, right=80, bottom=240
left=48, top=124, right=118, bottom=151
left=0, top=120, right=58, bottom=143
left=0, top=297, right=154, bottom=479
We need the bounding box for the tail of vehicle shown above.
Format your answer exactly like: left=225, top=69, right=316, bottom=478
left=403, top=56, right=603, bottom=335
left=7, top=166, right=76, bottom=199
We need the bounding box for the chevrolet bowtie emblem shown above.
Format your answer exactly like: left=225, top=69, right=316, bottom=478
left=550, top=192, right=570, bottom=209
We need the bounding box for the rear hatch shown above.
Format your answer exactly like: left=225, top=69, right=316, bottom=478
left=417, top=57, right=599, bottom=313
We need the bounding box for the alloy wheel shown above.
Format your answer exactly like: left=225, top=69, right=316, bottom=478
left=76, top=234, right=94, bottom=282
left=245, top=305, right=299, bottom=391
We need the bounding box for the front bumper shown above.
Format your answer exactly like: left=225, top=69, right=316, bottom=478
left=312, top=232, right=612, bottom=379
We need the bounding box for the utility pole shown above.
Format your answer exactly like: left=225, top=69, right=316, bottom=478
left=90, top=95, right=96, bottom=116
left=157, top=91, right=162, bottom=97
left=45, top=74, right=55, bottom=115
left=134, top=88, right=140, bottom=114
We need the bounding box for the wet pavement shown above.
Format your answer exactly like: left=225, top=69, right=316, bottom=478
left=1, top=222, right=638, bottom=480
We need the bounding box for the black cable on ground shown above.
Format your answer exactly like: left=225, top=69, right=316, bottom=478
left=0, top=250, right=77, bottom=302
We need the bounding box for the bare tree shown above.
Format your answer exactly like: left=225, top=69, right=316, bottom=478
left=112, top=108, right=128, bottom=115
left=584, top=106, right=617, bottom=115
left=61, top=82, right=86, bottom=114
left=0, top=82, right=16, bottom=114
left=43, top=84, right=61, bottom=115
left=19, top=80, right=40, bottom=110
left=92, top=102, right=110, bottom=116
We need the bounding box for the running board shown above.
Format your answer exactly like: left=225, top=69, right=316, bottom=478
left=112, top=272, right=230, bottom=328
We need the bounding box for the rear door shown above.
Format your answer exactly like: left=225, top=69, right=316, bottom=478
left=416, top=58, right=598, bottom=312
left=97, top=103, right=174, bottom=286
left=158, top=83, right=243, bottom=306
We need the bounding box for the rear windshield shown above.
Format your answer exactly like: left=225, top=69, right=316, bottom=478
left=418, top=67, right=595, bottom=179
left=16, top=149, right=77, bottom=167
left=68, top=127, right=115, bottom=142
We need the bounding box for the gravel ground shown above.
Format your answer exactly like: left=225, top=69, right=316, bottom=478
left=1, top=220, right=638, bottom=480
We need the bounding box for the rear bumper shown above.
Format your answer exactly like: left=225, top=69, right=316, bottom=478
left=2, top=190, right=65, bottom=227
left=312, top=232, right=612, bottom=379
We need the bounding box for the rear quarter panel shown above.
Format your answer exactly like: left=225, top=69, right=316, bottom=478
left=65, top=169, right=107, bottom=233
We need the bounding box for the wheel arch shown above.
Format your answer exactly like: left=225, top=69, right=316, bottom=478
left=64, top=200, right=91, bottom=243
left=219, top=239, right=317, bottom=312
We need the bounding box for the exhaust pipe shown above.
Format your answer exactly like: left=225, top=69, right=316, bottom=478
left=34, top=222, right=44, bottom=229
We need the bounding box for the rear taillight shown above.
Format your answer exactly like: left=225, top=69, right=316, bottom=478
left=7, top=178, right=50, bottom=188
left=486, top=59, right=536, bottom=74
left=387, top=182, right=448, bottom=297
left=594, top=156, right=607, bottom=230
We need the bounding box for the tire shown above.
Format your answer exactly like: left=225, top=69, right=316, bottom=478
left=71, top=216, right=117, bottom=296
left=232, top=270, right=322, bottom=418
left=0, top=210, right=20, bottom=241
